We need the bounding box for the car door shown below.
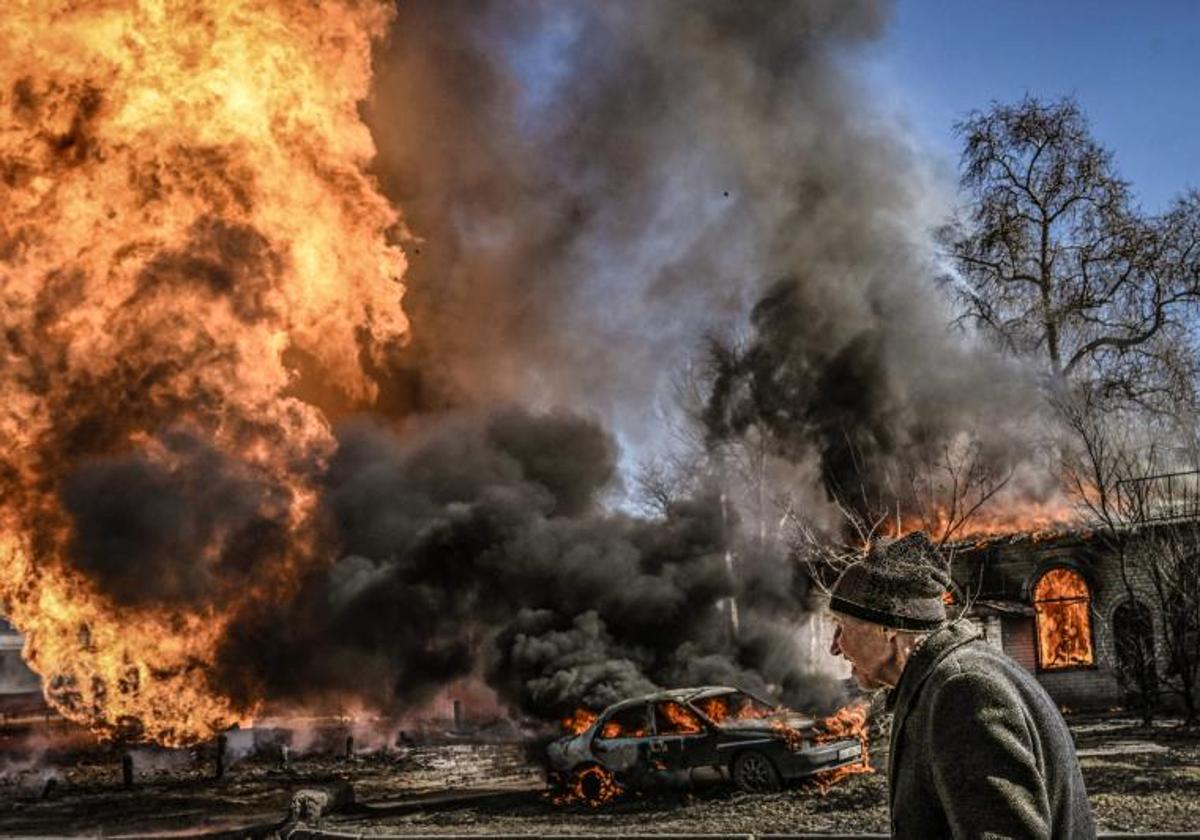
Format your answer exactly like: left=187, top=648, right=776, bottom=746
left=590, top=702, right=652, bottom=773
left=650, top=700, right=718, bottom=770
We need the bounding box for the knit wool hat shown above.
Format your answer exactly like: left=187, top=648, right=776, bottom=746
left=829, top=531, right=951, bottom=631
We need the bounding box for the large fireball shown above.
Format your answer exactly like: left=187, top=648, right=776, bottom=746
left=0, top=0, right=406, bottom=745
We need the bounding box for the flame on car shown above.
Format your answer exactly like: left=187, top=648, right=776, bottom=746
left=601, top=719, right=646, bottom=739
left=696, top=695, right=773, bottom=724
left=551, top=764, right=623, bottom=807
left=561, top=708, right=599, bottom=735
left=809, top=701, right=872, bottom=791
left=657, top=700, right=703, bottom=734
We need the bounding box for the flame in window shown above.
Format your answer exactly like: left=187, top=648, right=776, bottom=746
left=656, top=701, right=703, bottom=734
left=1033, top=568, right=1094, bottom=669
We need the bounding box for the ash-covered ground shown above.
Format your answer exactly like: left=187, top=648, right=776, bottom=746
left=1, top=714, right=1199, bottom=836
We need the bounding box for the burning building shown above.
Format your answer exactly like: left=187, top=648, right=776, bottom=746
left=951, top=532, right=1117, bottom=708
left=948, top=474, right=1200, bottom=714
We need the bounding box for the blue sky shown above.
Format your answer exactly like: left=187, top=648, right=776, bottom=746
left=865, top=0, right=1200, bottom=212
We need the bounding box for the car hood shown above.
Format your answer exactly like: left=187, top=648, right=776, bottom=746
left=716, top=711, right=812, bottom=734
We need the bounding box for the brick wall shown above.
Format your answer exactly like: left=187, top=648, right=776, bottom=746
left=1036, top=667, right=1122, bottom=709
left=960, top=529, right=1200, bottom=710
left=1001, top=615, right=1037, bottom=673
left=958, top=535, right=1158, bottom=710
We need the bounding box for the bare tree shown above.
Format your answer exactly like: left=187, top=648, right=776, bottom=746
left=946, top=97, right=1200, bottom=410
left=1058, top=387, right=1160, bottom=721
left=782, top=431, right=1011, bottom=613
left=698, top=322, right=1013, bottom=548
left=904, top=435, right=1013, bottom=547
left=1115, top=477, right=1200, bottom=724
left=1060, top=386, right=1200, bottom=723
left=1111, top=597, right=1158, bottom=726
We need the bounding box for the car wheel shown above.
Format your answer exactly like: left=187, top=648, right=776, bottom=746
left=564, top=763, right=622, bottom=805
left=578, top=765, right=605, bottom=802
left=731, top=749, right=781, bottom=793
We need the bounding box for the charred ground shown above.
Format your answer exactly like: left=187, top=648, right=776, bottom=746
left=0, top=714, right=1197, bottom=835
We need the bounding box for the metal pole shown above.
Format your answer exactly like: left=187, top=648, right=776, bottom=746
left=215, top=733, right=227, bottom=779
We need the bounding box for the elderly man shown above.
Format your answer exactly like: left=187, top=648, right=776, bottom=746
left=828, top=531, right=1094, bottom=839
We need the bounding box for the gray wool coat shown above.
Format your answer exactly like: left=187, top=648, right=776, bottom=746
left=886, top=620, right=1096, bottom=839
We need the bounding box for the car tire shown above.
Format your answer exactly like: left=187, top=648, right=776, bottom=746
left=578, top=765, right=604, bottom=803
left=731, top=749, right=781, bottom=793
left=567, top=763, right=620, bottom=805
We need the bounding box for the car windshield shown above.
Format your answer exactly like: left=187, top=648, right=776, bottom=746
left=597, top=704, right=650, bottom=739
left=694, top=690, right=777, bottom=723
left=654, top=700, right=704, bottom=735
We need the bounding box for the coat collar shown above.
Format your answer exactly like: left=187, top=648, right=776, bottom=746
left=886, top=618, right=982, bottom=714
left=884, top=619, right=983, bottom=803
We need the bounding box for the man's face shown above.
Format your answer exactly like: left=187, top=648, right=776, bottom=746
left=829, top=612, right=898, bottom=690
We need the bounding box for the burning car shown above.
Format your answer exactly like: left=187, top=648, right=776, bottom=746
left=547, top=686, right=865, bottom=802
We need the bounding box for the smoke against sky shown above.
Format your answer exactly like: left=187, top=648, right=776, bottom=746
left=1, top=0, right=1060, bottom=739
left=368, top=1, right=893, bottom=427
left=367, top=0, right=1048, bottom=520
left=215, top=0, right=962, bottom=720
left=209, top=0, right=1048, bottom=721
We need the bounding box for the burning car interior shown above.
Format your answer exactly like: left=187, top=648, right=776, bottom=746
left=3, top=0, right=1200, bottom=836
left=547, top=688, right=867, bottom=803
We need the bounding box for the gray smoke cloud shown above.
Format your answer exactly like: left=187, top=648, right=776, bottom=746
left=53, top=0, right=1047, bottom=724
left=367, top=0, right=1046, bottom=520
left=216, top=411, right=841, bottom=718
left=209, top=0, right=1047, bottom=720
left=368, top=1, right=886, bottom=427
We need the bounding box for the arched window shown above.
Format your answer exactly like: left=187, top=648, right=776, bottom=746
left=1112, top=599, right=1156, bottom=700
left=1033, top=568, right=1094, bottom=670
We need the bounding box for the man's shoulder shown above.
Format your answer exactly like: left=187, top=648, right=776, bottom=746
left=935, top=633, right=1016, bottom=670
left=923, top=637, right=1032, bottom=700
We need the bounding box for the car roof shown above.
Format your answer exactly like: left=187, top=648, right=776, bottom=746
left=599, top=686, right=750, bottom=714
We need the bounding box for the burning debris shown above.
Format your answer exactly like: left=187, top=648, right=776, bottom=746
left=551, top=764, right=623, bottom=808
left=809, top=703, right=871, bottom=790
left=545, top=687, right=865, bottom=804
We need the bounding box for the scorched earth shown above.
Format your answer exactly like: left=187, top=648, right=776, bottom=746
left=1, top=712, right=1198, bottom=835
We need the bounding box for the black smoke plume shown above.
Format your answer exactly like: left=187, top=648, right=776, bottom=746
left=62, top=430, right=290, bottom=608
left=53, top=0, right=1047, bottom=724
left=215, top=411, right=841, bottom=717
left=367, top=0, right=1046, bottom=525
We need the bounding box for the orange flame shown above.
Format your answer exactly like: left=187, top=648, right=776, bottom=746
left=698, top=696, right=729, bottom=723
left=600, top=719, right=646, bottom=739
left=809, top=701, right=871, bottom=791
left=769, top=718, right=806, bottom=751
left=561, top=708, right=598, bottom=735
left=881, top=495, right=1082, bottom=546
left=1034, top=568, right=1094, bottom=669
left=656, top=700, right=702, bottom=734
left=551, top=764, right=623, bottom=807
left=0, top=1, right=406, bottom=746
left=697, top=695, right=773, bottom=724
